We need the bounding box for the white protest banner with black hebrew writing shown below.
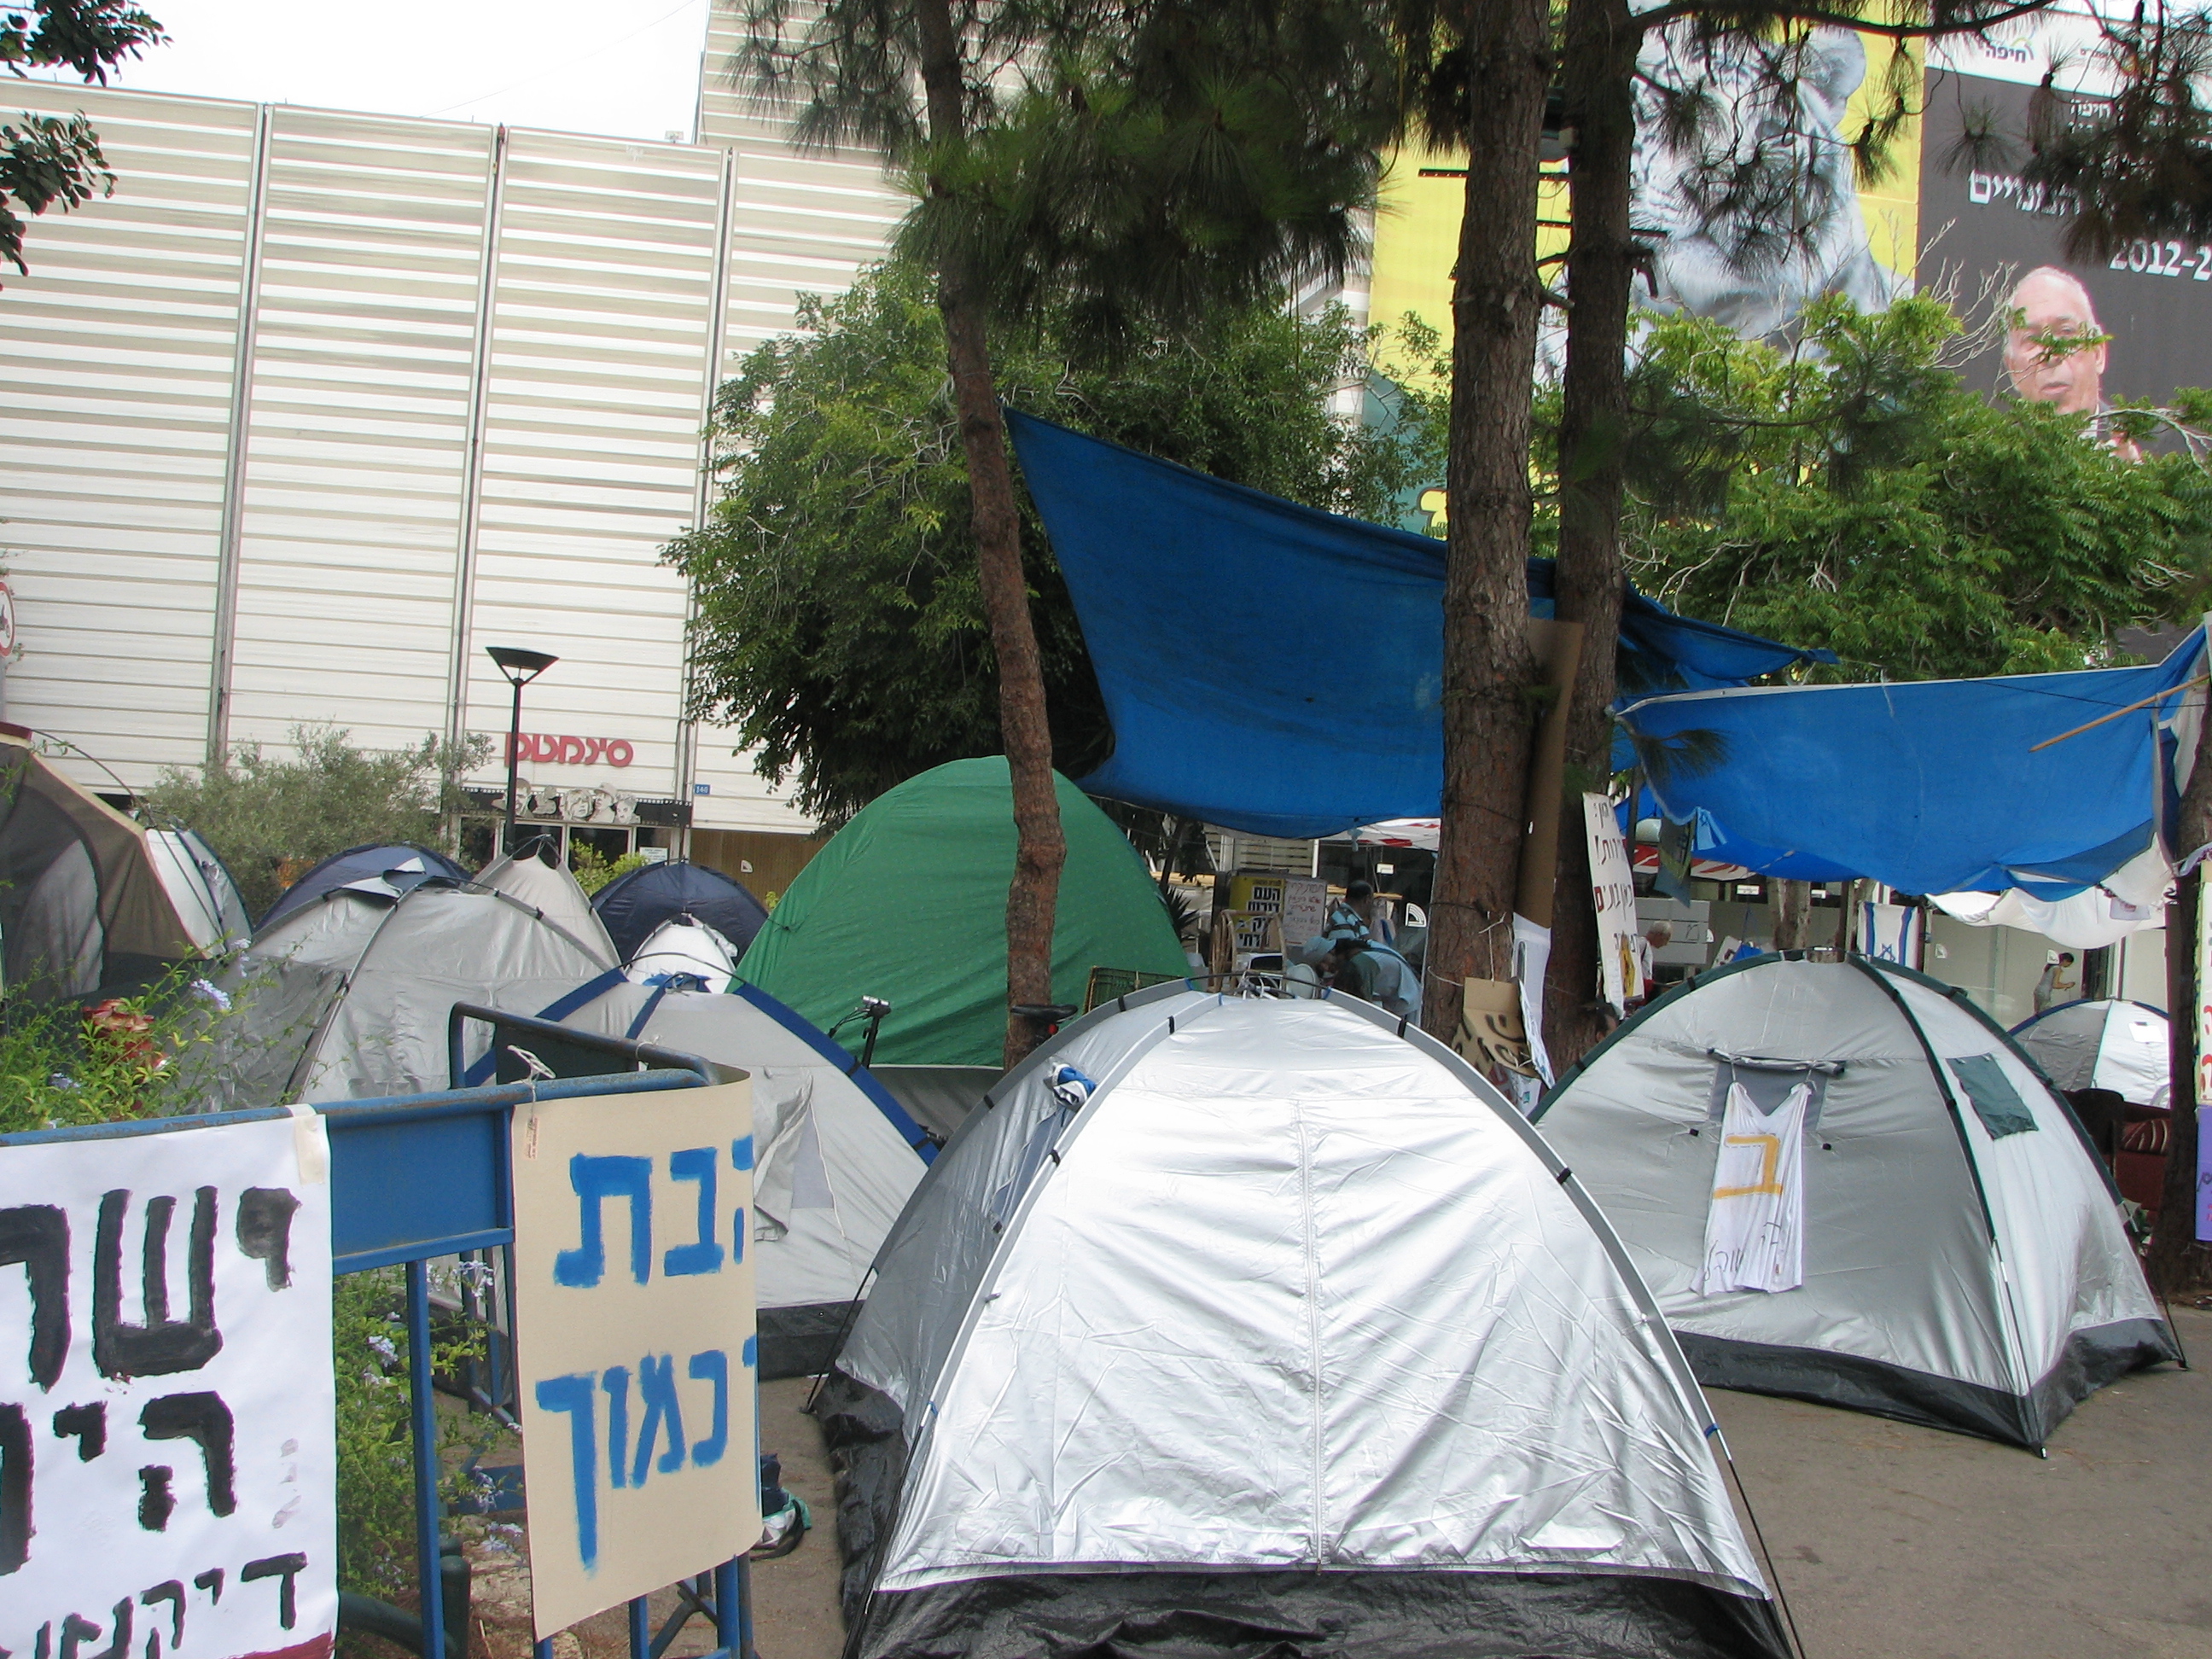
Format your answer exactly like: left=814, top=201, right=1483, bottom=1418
left=0, top=1115, right=336, bottom=1659
left=512, top=1083, right=758, bottom=1637
left=1583, top=794, right=1644, bottom=1015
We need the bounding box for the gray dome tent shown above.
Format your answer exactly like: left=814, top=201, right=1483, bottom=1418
left=1533, top=955, right=2178, bottom=1448
left=2011, top=998, right=2169, bottom=1108
left=201, top=879, right=608, bottom=1109
left=823, top=987, right=1790, bottom=1659
left=258, top=841, right=469, bottom=932
left=148, top=828, right=252, bottom=956
left=0, top=731, right=194, bottom=996
left=475, top=846, right=618, bottom=968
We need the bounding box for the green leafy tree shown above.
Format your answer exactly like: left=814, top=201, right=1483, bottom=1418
left=1536, top=0, right=2061, bottom=1063
left=672, top=257, right=1438, bottom=825
left=3, top=0, right=165, bottom=276
left=1583, top=297, right=2212, bottom=678
left=736, top=0, right=1399, bottom=1063
left=140, top=725, right=491, bottom=918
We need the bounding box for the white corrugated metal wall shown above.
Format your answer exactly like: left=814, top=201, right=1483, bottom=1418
left=0, top=94, right=258, bottom=780
left=0, top=81, right=822, bottom=837
left=696, top=0, right=908, bottom=359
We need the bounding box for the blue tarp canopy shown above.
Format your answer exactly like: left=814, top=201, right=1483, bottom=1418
left=1007, top=410, right=1836, bottom=839
left=1618, top=633, right=2206, bottom=896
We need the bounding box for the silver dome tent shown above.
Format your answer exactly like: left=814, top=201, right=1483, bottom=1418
left=821, top=987, right=1790, bottom=1659
left=2011, top=997, right=2169, bottom=1108
left=1533, top=954, right=2178, bottom=1449
left=199, top=879, right=608, bottom=1109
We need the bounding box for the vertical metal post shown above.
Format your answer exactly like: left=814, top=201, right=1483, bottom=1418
left=445, top=125, right=510, bottom=773
left=405, top=1260, right=449, bottom=1659
left=207, top=102, right=276, bottom=766
left=712, top=1559, right=740, bottom=1656
left=504, top=673, right=525, bottom=854
left=674, top=145, right=740, bottom=825
left=626, top=1597, right=649, bottom=1659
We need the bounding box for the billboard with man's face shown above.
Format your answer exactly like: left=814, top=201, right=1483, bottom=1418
left=1920, top=12, right=2212, bottom=411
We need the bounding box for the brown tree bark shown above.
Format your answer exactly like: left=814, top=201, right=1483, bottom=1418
left=2151, top=701, right=2212, bottom=1292
left=914, top=0, right=1067, bottom=1068
left=1420, top=0, right=1557, bottom=1039
left=1544, top=0, right=1641, bottom=1070
left=1771, top=878, right=1813, bottom=950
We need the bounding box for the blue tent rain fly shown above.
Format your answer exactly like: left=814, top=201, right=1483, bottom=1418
left=1617, top=632, right=2208, bottom=897
left=259, top=842, right=469, bottom=932
left=592, top=858, right=770, bottom=962
left=1005, top=409, right=1833, bottom=839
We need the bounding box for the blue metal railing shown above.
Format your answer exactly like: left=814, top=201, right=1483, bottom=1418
left=0, top=1067, right=756, bottom=1659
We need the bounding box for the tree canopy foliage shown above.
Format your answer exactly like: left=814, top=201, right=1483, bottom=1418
left=1528, top=295, right=2212, bottom=681
left=671, top=258, right=1441, bottom=825
left=3, top=0, right=163, bottom=276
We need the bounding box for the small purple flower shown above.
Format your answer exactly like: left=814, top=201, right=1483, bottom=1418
left=189, top=978, right=233, bottom=1011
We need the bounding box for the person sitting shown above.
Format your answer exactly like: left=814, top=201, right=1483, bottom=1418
left=1330, top=880, right=1394, bottom=946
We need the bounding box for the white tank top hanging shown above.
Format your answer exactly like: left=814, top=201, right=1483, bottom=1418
left=1700, top=1080, right=1809, bottom=1295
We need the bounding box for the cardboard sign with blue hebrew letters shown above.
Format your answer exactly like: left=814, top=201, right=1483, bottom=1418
left=511, top=1082, right=757, bottom=1637
left=0, top=1115, right=337, bottom=1659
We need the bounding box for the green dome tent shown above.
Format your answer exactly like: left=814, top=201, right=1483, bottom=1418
left=737, top=758, right=1189, bottom=1067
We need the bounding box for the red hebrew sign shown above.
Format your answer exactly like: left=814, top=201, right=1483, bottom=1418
left=505, top=734, right=635, bottom=767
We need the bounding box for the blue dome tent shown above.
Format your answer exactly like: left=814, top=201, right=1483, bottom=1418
left=591, top=858, right=769, bottom=962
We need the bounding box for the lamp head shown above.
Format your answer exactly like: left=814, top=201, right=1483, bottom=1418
left=486, top=645, right=558, bottom=684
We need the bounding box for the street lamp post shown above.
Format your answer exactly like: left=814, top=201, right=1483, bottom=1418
left=486, top=645, right=557, bottom=856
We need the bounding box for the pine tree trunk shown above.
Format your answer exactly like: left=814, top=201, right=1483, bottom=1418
left=1544, top=0, right=1639, bottom=1071
left=2150, top=701, right=2212, bottom=1292
left=914, top=0, right=1067, bottom=1068
left=1421, top=0, right=1556, bottom=1039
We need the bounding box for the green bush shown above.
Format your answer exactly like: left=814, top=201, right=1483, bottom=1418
left=141, top=725, right=491, bottom=919
left=570, top=847, right=651, bottom=896
left=332, top=1267, right=498, bottom=1596
left=0, top=967, right=231, bottom=1132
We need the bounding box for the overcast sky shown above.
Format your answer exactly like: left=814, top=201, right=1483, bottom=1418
left=24, top=0, right=713, bottom=141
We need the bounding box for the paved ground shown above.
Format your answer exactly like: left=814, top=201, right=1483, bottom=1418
left=744, top=1307, right=2212, bottom=1659
left=1716, top=1304, right=2212, bottom=1659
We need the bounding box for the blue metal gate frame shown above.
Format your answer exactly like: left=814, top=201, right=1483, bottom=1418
left=0, top=1068, right=756, bottom=1659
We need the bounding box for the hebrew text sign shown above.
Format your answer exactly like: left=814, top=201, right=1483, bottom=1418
left=0, top=1115, right=336, bottom=1659
left=512, top=1083, right=757, bottom=1636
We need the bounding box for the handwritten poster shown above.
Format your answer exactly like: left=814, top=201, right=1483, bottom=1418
left=0, top=1115, right=336, bottom=1659
left=511, top=1083, right=758, bottom=1637
left=1583, top=794, right=1644, bottom=1015
left=1280, top=878, right=1330, bottom=953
